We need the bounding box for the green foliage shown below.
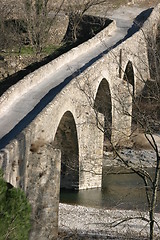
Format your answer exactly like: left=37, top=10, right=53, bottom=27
left=19, top=45, right=34, bottom=55
left=43, top=44, right=61, bottom=55
left=0, top=170, right=31, bottom=240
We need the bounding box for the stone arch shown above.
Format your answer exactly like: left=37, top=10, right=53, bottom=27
left=94, top=78, right=112, bottom=147
left=123, top=60, right=135, bottom=96
left=53, top=110, right=79, bottom=190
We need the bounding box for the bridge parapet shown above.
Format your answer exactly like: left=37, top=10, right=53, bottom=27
left=0, top=19, right=116, bottom=116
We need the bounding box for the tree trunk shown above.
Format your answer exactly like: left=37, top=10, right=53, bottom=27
left=149, top=154, right=160, bottom=240
left=149, top=210, right=154, bottom=240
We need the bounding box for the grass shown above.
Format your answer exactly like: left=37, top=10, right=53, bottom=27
left=1, top=44, right=62, bottom=57
left=19, top=44, right=62, bottom=56
left=42, top=44, right=62, bottom=55
left=19, top=45, right=34, bottom=55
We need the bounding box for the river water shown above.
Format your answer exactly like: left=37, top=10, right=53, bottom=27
left=60, top=166, right=160, bottom=212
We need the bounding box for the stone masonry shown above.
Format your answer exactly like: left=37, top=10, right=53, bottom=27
left=0, top=4, right=160, bottom=239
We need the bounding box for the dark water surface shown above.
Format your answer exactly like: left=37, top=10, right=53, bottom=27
left=60, top=167, right=160, bottom=212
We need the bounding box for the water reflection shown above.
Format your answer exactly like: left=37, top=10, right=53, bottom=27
left=60, top=167, right=160, bottom=212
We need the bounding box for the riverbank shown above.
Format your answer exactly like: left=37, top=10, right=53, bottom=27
left=58, top=203, right=160, bottom=240
left=58, top=136, right=160, bottom=239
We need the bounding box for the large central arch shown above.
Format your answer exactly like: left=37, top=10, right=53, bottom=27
left=53, top=111, right=79, bottom=190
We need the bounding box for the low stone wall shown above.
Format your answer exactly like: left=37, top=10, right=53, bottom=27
left=0, top=19, right=116, bottom=115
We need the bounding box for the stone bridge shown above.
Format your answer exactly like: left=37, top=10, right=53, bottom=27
left=0, top=4, right=160, bottom=240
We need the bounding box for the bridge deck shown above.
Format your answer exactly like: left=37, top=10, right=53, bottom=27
left=0, top=6, right=146, bottom=148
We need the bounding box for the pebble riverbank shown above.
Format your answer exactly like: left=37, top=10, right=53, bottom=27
left=58, top=143, right=160, bottom=239
left=58, top=203, right=160, bottom=240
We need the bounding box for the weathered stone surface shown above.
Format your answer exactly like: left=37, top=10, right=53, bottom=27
left=26, top=145, right=61, bottom=240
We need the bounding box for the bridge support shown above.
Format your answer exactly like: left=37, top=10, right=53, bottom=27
left=26, top=145, right=61, bottom=240
left=78, top=111, right=104, bottom=189
left=111, top=79, right=132, bottom=146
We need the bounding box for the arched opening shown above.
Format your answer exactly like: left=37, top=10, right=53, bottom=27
left=123, top=61, right=135, bottom=96
left=94, top=78, right=112, bottom=150
left=123, top=61, right=136, bottom=131
left=53, top=111, right=79, bottom=190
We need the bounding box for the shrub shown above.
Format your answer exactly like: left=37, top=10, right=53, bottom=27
left=0, top=170, right=31, bottom=240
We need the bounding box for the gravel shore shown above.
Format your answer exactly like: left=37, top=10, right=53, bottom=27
left=58, top=144, right=160, bottom=239
left=58, top=203, right=160, bottom=240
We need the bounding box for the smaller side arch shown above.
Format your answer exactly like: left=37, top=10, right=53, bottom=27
left=52, top=111, right=79, bottom=190
left=123, top=60, right=135, bottom=96
left=94, top=78, right=112, bottom=147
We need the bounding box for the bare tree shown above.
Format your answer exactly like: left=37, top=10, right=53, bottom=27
left=0, top=1, right=22, bottom=51
left=23, top=0, right=65, bottom=55
left=64, top=0, right=109, bottom=42
left=77, top=23, right=160, bottom=240
left=0, top=1, right=28, bottom=78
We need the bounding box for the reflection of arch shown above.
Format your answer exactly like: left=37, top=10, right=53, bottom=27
left=53, top=111, right=79, bottom=190
left=123, top=61, right=135, bottom=96
left=94, top=78, right=112, bottom=142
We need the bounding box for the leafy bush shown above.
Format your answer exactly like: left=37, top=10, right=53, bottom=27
left=0, top=170, right=31, bottom=240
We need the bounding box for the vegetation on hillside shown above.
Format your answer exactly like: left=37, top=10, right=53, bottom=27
left=0, top=0, right=157, bottom=82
